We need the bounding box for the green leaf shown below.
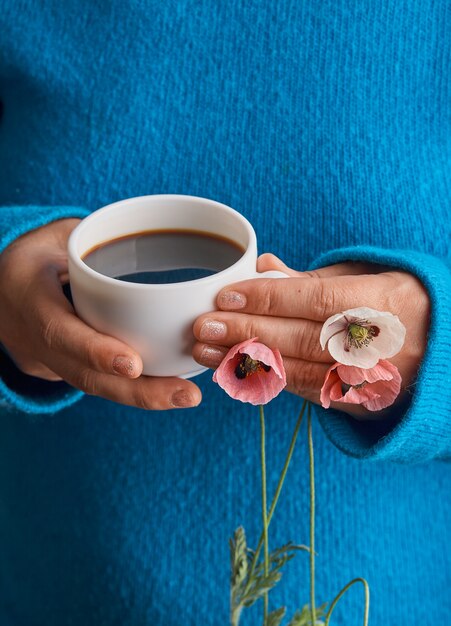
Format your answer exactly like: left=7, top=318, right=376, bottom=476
left=230, top=527, right=249, bottom=588
left=249, top=543, right=303, bottom=584
left=240, top=542, right=307, bottom=608
left=230, top=535, right=309, bottom=617
left=241, top=570, right=283, bottom=607
left=287, top=603, right=328, bottom=626
left=266, top=607, right=287, bottom=626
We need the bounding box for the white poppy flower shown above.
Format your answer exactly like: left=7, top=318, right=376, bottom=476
left=320, top=307, right=406, bottom=368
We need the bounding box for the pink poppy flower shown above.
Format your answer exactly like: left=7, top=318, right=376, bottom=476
left=320, top=307, right=406, bottom=368
left=213, top=338, right=287, bottom=405
left=320, top=359, right=402, bottom=412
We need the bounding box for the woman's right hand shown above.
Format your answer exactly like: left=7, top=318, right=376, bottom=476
left=0, top=218, right=202, bottom=409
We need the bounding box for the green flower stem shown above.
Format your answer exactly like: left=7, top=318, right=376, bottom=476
left=307, top=403, right=316, bottom=626
left=324, top=578, right=370, bottom=626
left=244, top=400, right=307, bottom=596
left=260, top=405, right=269, bottom=623
left=231, top=604, right=242, bottom=626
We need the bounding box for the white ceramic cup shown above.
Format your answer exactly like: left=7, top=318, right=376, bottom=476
left=68, top=194, right=285, bottom=378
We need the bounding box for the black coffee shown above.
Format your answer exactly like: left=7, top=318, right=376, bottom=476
left=82, top=229, right=245, bottom=284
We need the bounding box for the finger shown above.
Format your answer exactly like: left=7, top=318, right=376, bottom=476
left=65, top=367, right=202, bottom=410
left=257, top=254, right=301, bottom=277
left=282, top=357, right=329, bottom=401
left=31, top=273, right=143, bottom=378
left=193, top=313, right=331, bottom=362
left=192, top=343, right=229, bottom=369
left=216, top=272, right=387, bottom=321
left=257, top=254, right=378, bottom=279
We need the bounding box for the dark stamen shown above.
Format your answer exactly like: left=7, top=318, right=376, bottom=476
left=234, top=354, right=272, bottom=379
left=234, top=361, right=247, bottom=379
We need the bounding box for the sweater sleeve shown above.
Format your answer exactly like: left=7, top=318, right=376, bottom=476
left=0, top=205, right=90, bottom=415
left=309, top=245, right=451, bottom=464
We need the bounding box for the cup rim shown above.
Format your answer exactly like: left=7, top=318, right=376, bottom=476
left=68, top=194, right=257, bottom=290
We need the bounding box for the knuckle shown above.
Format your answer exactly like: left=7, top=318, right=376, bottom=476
left=40, top=315, right=60, bottom=350
left=382, top=272, right=405, bottom=310
left=261, top=280, right=279, bottom=315
left=291, top=362, right=320, bottom=395
left=243, top=316, right=261, bottom=341
left=292, top=325, right=319, bottom=359
left=386, top=272, right=430, bottom=326
left=76, top=369, right=99, bottom=395
left=133, top=388, right=149, bottom=410
left=132, top=385, right=157, bottom=411
left=301, top=362, right=320, bottom=391
left=84, top=335, right=102, bottom=370
left=382, top=272, right=425, bottom=320
left=311, top=282, right=339, bottom=319
left=302, top=270, right=322, bottom=280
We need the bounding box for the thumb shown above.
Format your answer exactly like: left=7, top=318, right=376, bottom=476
left=257, top=253, right=301, bottom=277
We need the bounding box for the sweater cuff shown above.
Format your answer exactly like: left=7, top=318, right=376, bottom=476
left=310, top=245, right=451, bottom=463
left=0, top=205, right=90, bottom=415
left=0, top=204, right=90, bottom=253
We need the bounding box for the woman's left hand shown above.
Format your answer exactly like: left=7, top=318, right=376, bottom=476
left=192, top=254, right=430, bottom=419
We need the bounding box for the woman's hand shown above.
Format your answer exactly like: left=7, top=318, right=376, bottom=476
left=193, top=254, right=430, bottom=418
left=0, top=219, right=201, bottom=410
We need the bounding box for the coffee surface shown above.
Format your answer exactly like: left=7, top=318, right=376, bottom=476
left=82, top=229, right=245, bottom=284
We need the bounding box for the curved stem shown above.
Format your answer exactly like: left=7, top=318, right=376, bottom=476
left=260, top=405, right=269, bottom=623
left=244, top=400, right=307, bottom=595
left=324, top=578, right=370, bottom=626
left=307, top=403, right=316, bottom=626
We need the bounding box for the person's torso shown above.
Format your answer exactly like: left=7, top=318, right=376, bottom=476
left=1, top=0, right=449, bottom=267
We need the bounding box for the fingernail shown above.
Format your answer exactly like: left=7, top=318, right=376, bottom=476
left=218, top=290, right=246, bottom=310
left=199, top=319, right=227, bottom=341
left=112, top=356, right=135, bottom=377
left=198, top=345, right=225, bottom=367
left=171, top=389, right=196, bottom=408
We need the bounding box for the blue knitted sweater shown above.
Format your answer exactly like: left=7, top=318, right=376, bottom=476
left=0, top=1, right=450, bottom=624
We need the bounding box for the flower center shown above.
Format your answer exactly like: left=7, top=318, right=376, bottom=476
left=234, top=354, right=271, bottom=379
left=345, top=322, right=379, bottom=351
left=342, top=381, right=367, bottom=394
